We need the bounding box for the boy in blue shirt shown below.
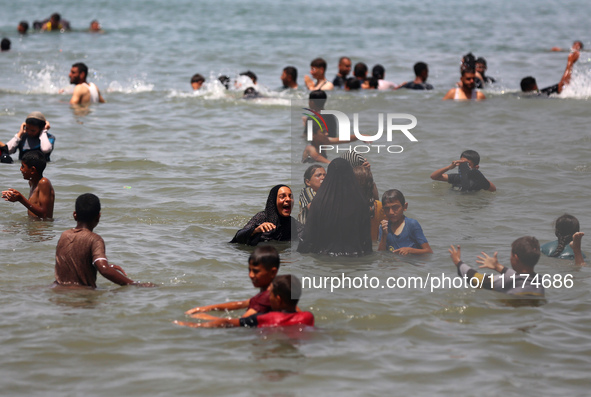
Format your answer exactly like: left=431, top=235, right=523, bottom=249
left=378, top=189, right=432, bottom=255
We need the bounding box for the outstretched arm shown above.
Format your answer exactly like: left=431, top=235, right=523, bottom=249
left=95, top=259, right=154, bottom=287
left=557, top=50, right=580, bottom=94
left=431, top=160, right=465, bottom=181
left=174, top=318, right=241, bottom=328
left=185, top=300, right=249, bottom=315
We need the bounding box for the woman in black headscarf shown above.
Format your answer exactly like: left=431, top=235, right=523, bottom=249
left=231, top=185, right=300, bottom=246
left=297, top=158, right=372, bottom=256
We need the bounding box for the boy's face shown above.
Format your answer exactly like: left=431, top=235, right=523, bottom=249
left=25, top=123, right=42, bottom=138
left=383, top=200, right=407, bottom=223
left=20, top=162, right=33, bottom=180
left=460, top=156, right=477, bottom=169
left=248, top=261, right=277, bottom=289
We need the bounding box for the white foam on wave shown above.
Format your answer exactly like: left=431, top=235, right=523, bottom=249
left=107, top=76, right=154, bottom=93
left=559, top=67, right=591, bottom=99
left=22, top=64, right=69, bottom=94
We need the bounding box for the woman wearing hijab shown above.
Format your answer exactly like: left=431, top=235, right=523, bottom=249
left=297, top=158, right=372, bottom=256
left=231, top=185, right=300, bottom=246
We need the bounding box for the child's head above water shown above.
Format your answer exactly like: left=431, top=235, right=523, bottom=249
left=511, top=236, right=540, bottom=270
left=248, top=245, right=280, bottom=289
left=381, top=189, right=408, bottom=223
left=552, top=214, right=580, bottom=257
left=460, top=149, right=480, bottom=168
left=21, top=150, right=46, bottom=176
left=75, top=193, right=101, bottom=223
left=381, top=189, right=405, bottom=207
left=270, top=274, right=301, bottom=310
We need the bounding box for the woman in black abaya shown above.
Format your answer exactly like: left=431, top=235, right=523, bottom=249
left=231, top=185, right=300, bottom=246
left=297, top=158, right=372, bottom=256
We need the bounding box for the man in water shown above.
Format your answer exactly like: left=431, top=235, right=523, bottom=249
left=68, top=62, right=105, bottom=105
left=280, top=66, right=298, bottom=89
left=40, top=13, right=71, bottom=32
left=443, top=68, right=485, bottom=101
left=332, top=56, right=352, bottom=88
left=304, top=58, right=334, bottom=91
left=397, top=62, right=433, bottom=90
left=520, top=49, right=580, bottom=95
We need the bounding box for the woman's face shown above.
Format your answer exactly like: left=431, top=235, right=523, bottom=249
left=305, top=167, right=326, bottom=192
left=276, top=186, right=293, bottom=217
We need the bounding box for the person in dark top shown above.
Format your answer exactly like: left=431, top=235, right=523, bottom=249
left=185, top=245, right=280, bottom=319
left=475, top=57, right=495, bottom=88
left=175, top=275, right=314, bottom=328
left=353, top=62, right=368, bottom=83
left=333, top=56, right=352, bottom=88
left=230, top=185, right=300, bottom=245
left=397, top=62, right=433, bottom=90
left=297, top=158, right=372, bottom=256
left=520, top=49, right=580, bottom=96
left=430, top=150, right=496, bottom=192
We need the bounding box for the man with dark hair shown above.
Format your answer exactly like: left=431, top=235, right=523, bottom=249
left=17, top=21, right=29, bottom=34
left=397, top=62, right=433, bottom=90
left=190, top=74, right=205, bottom=90
left=68, top=62, right=105, bottom=105
left=41, top=13, right=71, bottom=32
left=520, top=49, right=580, bottom=96
left=443, top=68, right=485, bottom=101
left=304, top=58, right=334, bottom=91
left=281, top=66, right=298, bottom=89
left=332, top=56, right=352, bottom=88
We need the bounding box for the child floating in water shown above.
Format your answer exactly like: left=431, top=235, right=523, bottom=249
left=185, top=245, right=280, bottom=319
left=175, top=275, right=314, bottom=328
left=378, top=189, right=432, bottom=255
left=2, top=151, right=54, bottom=220
left=449, top=236, right=545, bottom=297
left=430, top=149, right=496, bottom=192
left=541, top=214, right=586, bottom=265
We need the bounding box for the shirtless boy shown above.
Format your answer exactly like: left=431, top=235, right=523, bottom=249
left=54, top=193, right=153, bottom=288
left=69, top=62, right=105, bottom=105
left=2, top=151, right=54, bottom=220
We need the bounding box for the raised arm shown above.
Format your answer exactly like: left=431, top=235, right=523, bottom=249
left=557, top=50, right=579, bottom=93
left=571, top=232, right=586, bottom=266
left=430, top=160, right=460, bottom=181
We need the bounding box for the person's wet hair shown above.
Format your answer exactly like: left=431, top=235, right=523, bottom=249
left=354, top=62, right=368, bottom=79
left=520, top=76, right=537, bottom=92
left=414, top=62, right=428, bottom=77
left=240, top=70, right=257, bottom=84
left=381, top=189, right=405, bottom=206
left=248, top=245, right=280, bottom=271
left=22, top=151, right=46, bottom=175
left=75, top=193, right=101, bottom=223
left=574, top=40, right=584, bottom=50
left=461, top=66, right=475, bottom=76
left=272, top=275, right=301, bottom=306
left=191, top=74, right=205, bottom=84
left=1, top=38, right=11, bottom=51
left=310, top=58, right=327, bottom=71
left=72, top=62, right=88, bottom=78
left=511, top=236, right=540, bottom=268
left=367, top=77, right=379, bottom=89
left=476, top=57, right=487, bottom=67
left=372, top=64, right=385, bottom=80
left=283, top=66, right=297, bottom=82
left=309, top=90, right=327, bottom=108
left=345, top=77, right=361, bottom=90
left=461, top=52, right=476, bottom=71
left=552, top=214, right=580, bottom=257
left=460, top=149, right=480, bottom=166
left=218, top=75, right=230, bottom=89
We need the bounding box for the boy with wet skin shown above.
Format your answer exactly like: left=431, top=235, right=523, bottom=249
left=54, top=193, right=154, bottom=288
left=2, top=151, right=54, bottom=220
left=176, top=275, right=314, bottom=328
left=185, top=245, right=280, bottom=320
left=430, top=149, right=496, bottom=192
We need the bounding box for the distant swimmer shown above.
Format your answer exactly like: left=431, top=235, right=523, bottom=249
left=304, top=58, right=334, bottom=91
left=520, top=49, right=580, bottom=96
left=39, top=13, right=71, bottom=32
left=443, top=67, right=485, bottom=101
left=332, top=56, right=352, bottom=88
left=68, top=62, right=105, bottom=105
left=551, top=40, right=584, bottom=52
left=280, top=66, right=298, bottom=90
left=88, top=20, right=104, bottom=33
left=475, top=57, right=495, bottom=88
left=1, top=38, right=10, bottom=52
left=396, top=62, right=433, bottom=90
left=17, top=21, right=29, bottom=35
left=190, top=73, right=205, bottom=90
left=371, top=64, right=396, bottom=90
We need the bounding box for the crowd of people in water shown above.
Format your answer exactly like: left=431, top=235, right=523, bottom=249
left=1, top=17, right=588, bottom=329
